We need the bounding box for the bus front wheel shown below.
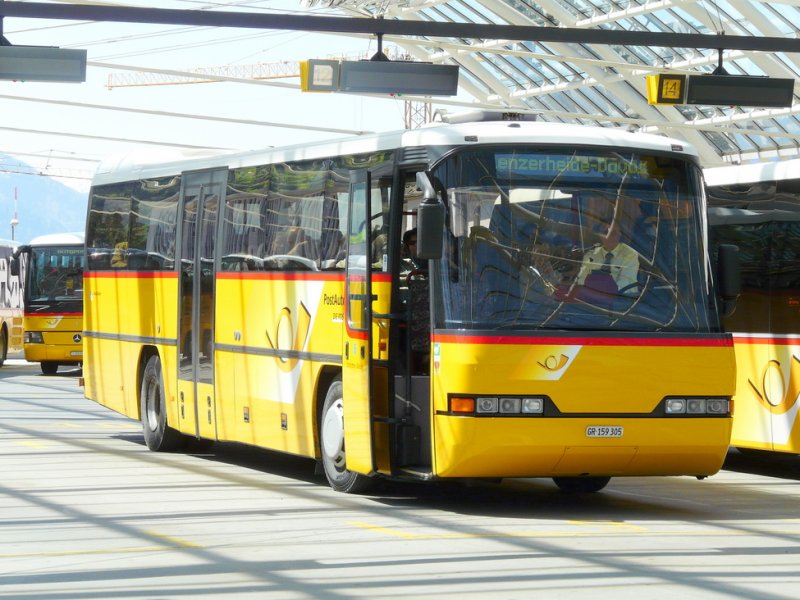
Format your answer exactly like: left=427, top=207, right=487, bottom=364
left=553, top=476, right=611, bottom=493
left=140, top=355, right=186, bottom=452
left=320, top=378, right=373, bottom=494
left=41, top=361, right=58, bottom=375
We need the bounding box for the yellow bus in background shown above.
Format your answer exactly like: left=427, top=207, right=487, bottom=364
left=0, top=239, right=24, bottom=366
left=84, top=112, right=739, bottom=494
left=11, top=233, right=85, bottom=375
left=706, top=160, right=800, bottom=454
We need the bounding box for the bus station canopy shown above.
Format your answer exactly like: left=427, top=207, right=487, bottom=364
left=308, top=0, right=800, bottom=167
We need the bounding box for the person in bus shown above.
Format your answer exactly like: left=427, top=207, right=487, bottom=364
left=575, top=221, right=639, bottom=294
left=554, top=191, right=641, bottom=305
left=401, top=228, right=425, bottom=275
left=399, top=227, right=430, bottom=371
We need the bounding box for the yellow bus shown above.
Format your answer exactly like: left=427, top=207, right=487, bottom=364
left=0, top=239, right=24, bottom=366
left=706, top=159, right=800, bottom=454
left=84, top=112, right=739, bottom=493
left=11, top=233, right=85, bottom=375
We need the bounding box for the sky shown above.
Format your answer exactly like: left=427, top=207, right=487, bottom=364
left=0, top=0, right=472, bottom=193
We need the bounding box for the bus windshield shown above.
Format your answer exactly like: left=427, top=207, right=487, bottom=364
left=432, top=147, right=713, bottom=332
left=27, top=246, right=84, bottom=309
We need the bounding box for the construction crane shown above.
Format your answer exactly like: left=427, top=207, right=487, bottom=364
left=106, top=54, right=433, bottom=129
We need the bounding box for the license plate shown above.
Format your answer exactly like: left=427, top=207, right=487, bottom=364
left=586, top=425, right=623, bottom=438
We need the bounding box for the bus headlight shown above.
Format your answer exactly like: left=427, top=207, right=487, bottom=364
left=450, top=395, right=548, bottom=416
left=664, top=397, right=730, bottom=416
left=521, top=397, right=545, bottom=414
left=706, top=399, right=729, bottom=415
left=476, top=397, right=498, bottom=413
left=499, top=397, right=521, bottom=414
left=24, top=331, right=44, bottom=344
left=665, top=398, right=686, bottom=414
left=686, top=399, right=706, bottom=414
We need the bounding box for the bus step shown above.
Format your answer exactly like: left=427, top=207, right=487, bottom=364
left=396, top=466, right=435, bottom=481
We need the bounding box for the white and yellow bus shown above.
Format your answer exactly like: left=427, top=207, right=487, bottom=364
left=0, top=238, right=24, bottom=366
left=706, top=159, right=800, bottom=454
left=84, top=112, right=739, bottom=493
left=11, top=232, right=85, bottom=375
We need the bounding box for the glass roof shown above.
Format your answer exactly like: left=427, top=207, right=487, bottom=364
left=304, top=0, right=800, bottom=167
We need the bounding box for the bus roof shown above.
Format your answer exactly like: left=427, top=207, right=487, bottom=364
left=92, top=118, right=700, bottom=186
left=704, top=158, right=800, bottom=187
left=27, top=232, right=85, bottom=247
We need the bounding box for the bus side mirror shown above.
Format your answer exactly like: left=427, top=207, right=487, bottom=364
left=717, top=243, right=740, bottom=317
left=9, top=244, right=29, bottom=277
left=415, top=171, right=444, bottom=260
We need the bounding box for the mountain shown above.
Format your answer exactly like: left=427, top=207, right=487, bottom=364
left=0, top=154, right=87, bottom=244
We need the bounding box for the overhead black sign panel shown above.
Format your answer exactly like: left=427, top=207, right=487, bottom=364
left=647, top=74, right=795, bottom=107
left=686, top=75, right=794, bottom=108
left=302, top=59, right=459, bottom=96
left=0, top=45, right=87, bottom=82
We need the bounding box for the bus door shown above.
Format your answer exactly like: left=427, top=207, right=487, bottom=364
left=176, top=169, right=226, bottom=440
left=342, top=170, right=389, bottom=474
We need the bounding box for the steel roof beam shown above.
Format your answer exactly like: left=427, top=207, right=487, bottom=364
left=1, top=1, right=800, bottom=53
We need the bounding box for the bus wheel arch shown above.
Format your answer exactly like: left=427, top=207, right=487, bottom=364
left=319, top=376, right=373, bottom=494
left=139, top=351, right=185, bottom=452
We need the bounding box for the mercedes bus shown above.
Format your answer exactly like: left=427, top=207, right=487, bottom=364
left=11, top=232, right=85, bottom=375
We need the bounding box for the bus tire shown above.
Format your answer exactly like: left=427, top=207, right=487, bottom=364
left=41, top=361, right=59, bottom=375
left=0, top=327, right=6, bottom=367
left=140, top=354, right=186, bottom=452
left=553, top=476, right=611, bottom=493
left=320, top=378, right=373, bottom=494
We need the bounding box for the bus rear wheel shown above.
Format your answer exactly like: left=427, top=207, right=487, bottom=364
left=320, top=378, right=373, bottom=494
left=553, top=476, right=611, bottom=493
left=140, top=355, right=186, bottom=452
left=41, top=362, right=58, bottom=375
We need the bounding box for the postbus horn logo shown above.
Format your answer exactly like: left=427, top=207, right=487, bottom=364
left=265, top=302, right=311, bottom=372
left=748, top=355, right=800, bottom=414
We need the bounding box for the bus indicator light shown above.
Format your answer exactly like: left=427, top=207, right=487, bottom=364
left=450, top=397, right=475, bottom=414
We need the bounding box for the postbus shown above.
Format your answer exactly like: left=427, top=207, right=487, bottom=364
left=11, top=233, right=85, bottom=375
left=83, top=112, right=739, bottom=493
left=706, top=159, right=800, bottom=454
left=0, top=238, right=24, bottom=366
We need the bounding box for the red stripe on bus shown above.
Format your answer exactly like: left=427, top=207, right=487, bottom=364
left=216, top=271, right=344, bottom=282
left=431, top=333, right=733, bottom=347
left=24, top=312, right=82, bottom=317
left=732, top=335, right=800, bottom=345
left=215, top=272, right=392, bottom=283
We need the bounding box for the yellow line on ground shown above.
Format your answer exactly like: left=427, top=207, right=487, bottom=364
left=142, top=530, right=203, bottom=549
left=568, top=520, right=648, bottom=532
left=349, top=521, right=800, bottom=539
left=0, top=546, right=168, bottom=559
left=16, top=440, right=47, bottom=449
